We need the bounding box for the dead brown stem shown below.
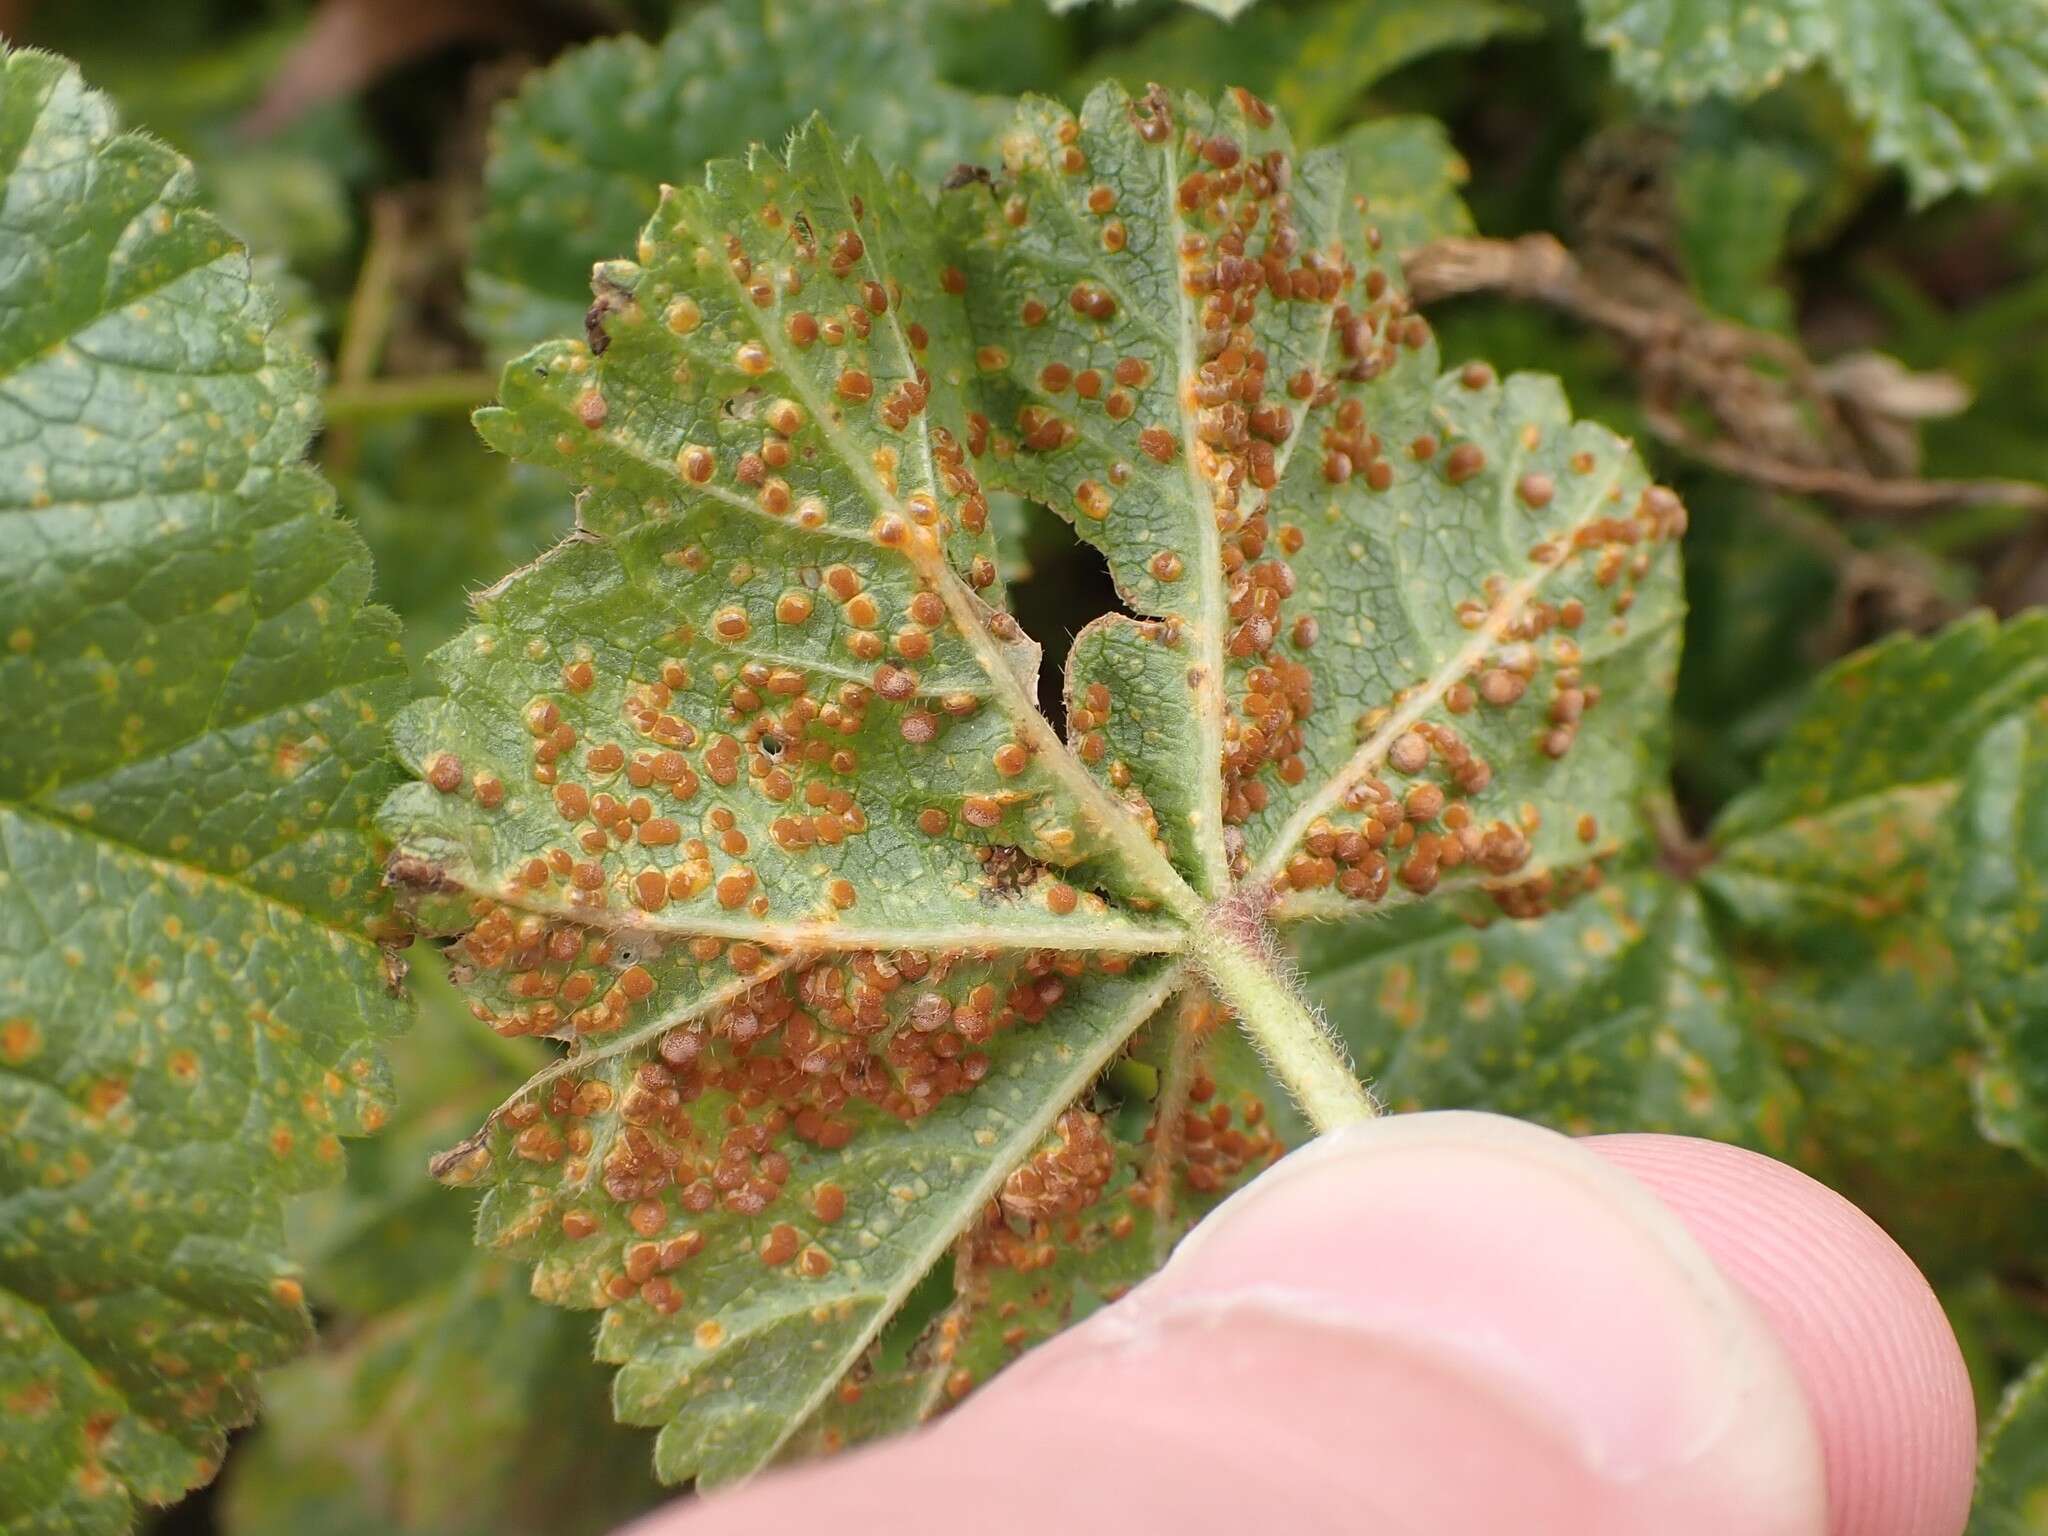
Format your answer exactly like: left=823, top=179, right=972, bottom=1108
left=1403, top=234, right=2048, bottom=520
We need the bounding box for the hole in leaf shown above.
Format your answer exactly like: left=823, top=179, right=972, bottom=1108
left=1004, top=501, right=1124, bottom=720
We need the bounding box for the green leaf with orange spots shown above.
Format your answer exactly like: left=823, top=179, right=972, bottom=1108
left=1577, top=0, right=2048, bottom=201
left=468, top=0, right=1008, bottom=364
left=947, top=84, right=1684, bottom=909
left=1300, top=869, right=1800, bottom=1144
left=220, top=977, right=661, bottom=1536
left=1696, top=613, right=2048, bottom=1264
left=786, top=995, right=1308, bottom=1453
left=0, top=45, right=409, bottom=1536
left=1943, top=710, right=2048, bottom=1175
left=383, top=85, right=1682, bottom=1486
left=1303, top=612, right=2048, bottom=1274
left=1968, top=1350, right=2048, bottom=1536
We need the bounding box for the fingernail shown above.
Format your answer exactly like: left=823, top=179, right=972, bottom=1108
left=1110, top=1112, right=1824, bottom=1513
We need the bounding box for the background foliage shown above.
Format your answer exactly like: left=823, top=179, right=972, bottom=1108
left=0, top=0, right=2043, bottom=1530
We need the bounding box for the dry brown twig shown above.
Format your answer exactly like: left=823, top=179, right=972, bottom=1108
left=1403, top=233, right=2048, bottom=519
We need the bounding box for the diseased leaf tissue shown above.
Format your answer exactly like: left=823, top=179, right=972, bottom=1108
left=379, top=82, right=1682, bottom=1483
left=14, top=0, right=2045, bottom=1527
left=0, top=46, right=407, bottom=1535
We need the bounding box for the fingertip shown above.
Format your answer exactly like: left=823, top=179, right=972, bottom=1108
left=651, top=1112, right=1829, bottom=1536
left=1585, top=1135, right=1977, bottom=1536
left=647, top=1117, right=1979, bottom=1536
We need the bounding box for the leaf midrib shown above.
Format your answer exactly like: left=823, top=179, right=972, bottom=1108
left=1160, top=128, right=1236, bottom=901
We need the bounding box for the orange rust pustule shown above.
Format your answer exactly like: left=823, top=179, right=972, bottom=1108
left=1279, top=479, right=1685, bottom=904
left=468, top=946, right=1128, bottom=1269
left=960, top=1107, right=1123, bottom=1276
left=1151, top=107, right=1429, bottom=855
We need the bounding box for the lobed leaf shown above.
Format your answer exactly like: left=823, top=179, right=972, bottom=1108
left=386, top=84, right=1684, bottom=1483
left=1298, top=871, right=1799, bottom=1143
left=1578, top=0, right=2048, bottom=200
left=220, top=980, right=660, bottom=1536
left=1967, top=1350, right=2048, bottom=1536
left=468, top=0, right=1008, bottom=363
left=1306, top=611, right=2048, bottom=1270
left=1944, top=709, right=2048, bottom=1174
left=0, top=47, right=407, bottom=1532
left=1092, top=0, right=1538, bottom=145
left=950, top=85, right=1684, bottom=911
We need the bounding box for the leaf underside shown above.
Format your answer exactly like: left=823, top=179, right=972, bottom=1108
left=0, top=47, right=407, bottom=1535
left=385, top=82, right=1683, bottom=1484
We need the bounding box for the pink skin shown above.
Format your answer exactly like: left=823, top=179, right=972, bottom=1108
left=636, top=1112, right=1977, bottom=1536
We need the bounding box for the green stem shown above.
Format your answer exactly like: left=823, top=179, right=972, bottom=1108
left=335, top=194, right=406, bottom=390
left=321, top=372, right=497, bottom=424
left=1194, top=910, right=1378, bottom=1132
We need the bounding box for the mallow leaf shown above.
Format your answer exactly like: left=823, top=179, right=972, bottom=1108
left=1296, top=870, right=1802, bottom=1145
left=383, top=84, right=1683, bottom=1485
left=1579, top=0, right=2048, bottom=200
left=468, top=0, right=1008, bottom=363
left=1306, top=612, right=2048, bottom=1272
left=1944, top=709, right=2048, bottom=1175
left=1092, top=0, right=1538, bottom=146
left=220, top=977, right=661, bottom=1536
left=1967, top=1350, right=2048, bottom=1536
left=0, top=46, right=407, bottom=1534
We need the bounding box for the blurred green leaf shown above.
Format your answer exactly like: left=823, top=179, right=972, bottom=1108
left=1669, top=481, right=1839, bottom=813
left=930, top=0, right=1077, bottom=94
left=1945, top=710, right=2048, bottom=1174
left=330, top=419, right=568, bottom=670
left=1672, top=137, right=1805, bottom=329
left=1579, top=0, right=2048, bottom=201
left=1867, top=254, right=2048, bottom=505
left=221, top=973, right=664, bottom=1536
left=1091, top=0, right=1538, bottom=144
left=467, top=0, right=1008, bottom=362
left=1968, top=1351, right=2048, bottom=1536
